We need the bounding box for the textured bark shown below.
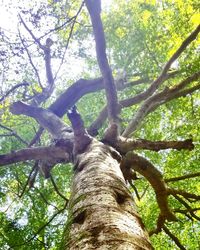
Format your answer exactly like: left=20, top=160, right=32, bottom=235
left=62, top=140, right=152, bottom=249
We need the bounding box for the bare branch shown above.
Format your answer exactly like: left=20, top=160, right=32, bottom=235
left=146, top=24, right=200, bottom=96
left=88, top=73, right=181, bottom=135
left=172, top=195, right=200, bottom=221
left=117, top=138, right=194, bottom=154
left=28, top=126, right=44, bottom=146
left=88, top=106, right=107, bottom=136
left=0, top=82, right=29, bottom=103
left=149, top=214, right=165, bottom=236
left=67, top=106, right=92, bottom=155
left=165, top=172, right=200, bottom=182
left=19, top=15, right=43, bottom=48
left=85, top=0, right=119, bottom=124
left=19, top=16, right=56, bottom=104
left=163, top=225, right=187, bottom=250
left=121, top=151, right=176, bottom=221
left=54, top=1, right=84, bottom=80
left=19, top=161, right=39, bottom=197
left=36, top=188, right=59, bottom=210
left=123, top=70, right=200, bottom=136
left=10, top=101, right=72, bottom=139
left=10, top=201, right=68, bottom=248
left=0, top=146, right=69, bottom=166
left=0, top=123, right=29, bottom=146
left=18, top=29, right=43, bottom=89
left=50, top=175, right=69, bottom=202
left=166, top=83, right=200, bottom=101
left=174, top=207, right=200, bottom=213
left=169, top=189, right=200, bottom=201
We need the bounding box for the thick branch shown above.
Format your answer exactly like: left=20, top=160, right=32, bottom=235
left=0, top=146, right=69, bottom=166
left=117, top=138, right=194, bottom=154
left=31, top=38, right=55, bottom=105
left=67, top=106, right=92, bottom=155
left=44, top=38, right=54, bottom=86
left=121, top=151, right=176, bottom=221
left=85, top=0, right=119, bottom=123
left=10, top=101, right=72, bottom=139
left=49, top=78, right=103, bottom=116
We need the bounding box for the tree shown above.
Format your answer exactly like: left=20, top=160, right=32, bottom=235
left=0, top=0, right=200, bottom=249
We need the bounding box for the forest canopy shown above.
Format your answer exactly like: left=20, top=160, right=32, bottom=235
left=0, top=0, right=200, bottom=249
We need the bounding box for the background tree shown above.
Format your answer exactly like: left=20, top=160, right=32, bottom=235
left=0, top=0, right=200, bottom=249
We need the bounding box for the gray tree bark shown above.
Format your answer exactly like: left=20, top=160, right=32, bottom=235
left=62, top=140, right=153, bottom=249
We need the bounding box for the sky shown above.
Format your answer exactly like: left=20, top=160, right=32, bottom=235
left=0, top=0, right=114, bottom=88
left=0, top=0, right=113, bottom=32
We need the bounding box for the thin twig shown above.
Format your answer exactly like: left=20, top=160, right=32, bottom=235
left=0, top=82, right=29, bottom=103
left=50, top=175, right=69, bottom=202
left=165, top=172, right=200, bottom=182
left=10, top=201, right=68, bottom=248
left=18, top=28, right=43, bottom=88
left=0, top=124, right=28, bottom=146
left=163, top=225, right=186, bottom=250
left=54, top=1, right=84, bottom=81
left=18, top=162, right=38, bottom=198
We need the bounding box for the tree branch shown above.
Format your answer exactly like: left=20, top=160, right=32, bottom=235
left=0, top=82, right=30, bottom=103
left=117, top=138, right=194, bottom=154
left=145, top=24, right=200, bottom=97
left=88, top=73, right=182, bottom=135
left=67, top=106, right=92, bottom=155
left=18, top=29, right=43, bottom=89
left=169, top=189, right=200, bottom=201
left=10, top=101, right=72, bottom=139
left=10, top=200, right=68, bottom=248
left=85, top=0, right=119, bottom=124
left=54, top=1, right=84, bottom=81
left=19, top=15, right=43, bottom=48
left=121, top=151, right=176, bottom=221
left=163, top=225, right=187, bottom=250
left=50, top=175, right=69, bottom=202
left=49, top=78, right=103, bottom=116
left=123, top=25, right=200, bottom=137
left=19, top=16, right=55, bottom=104
left=165, top=172, right=200, bottom=182
left=172, top=195, right=200, bottom=221
left=19, top=161, right=39, bottom=197
left=0, top=123, right=29, bottom=146
left=123, top=70, right=200, bottom=136
left=0, top=146, right=69, bottom=166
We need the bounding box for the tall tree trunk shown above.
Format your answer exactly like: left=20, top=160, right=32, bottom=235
left=62, top=140, right=153, bottom=249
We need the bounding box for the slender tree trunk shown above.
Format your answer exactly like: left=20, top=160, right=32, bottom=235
left=62, top=140, right=153, bottom=249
